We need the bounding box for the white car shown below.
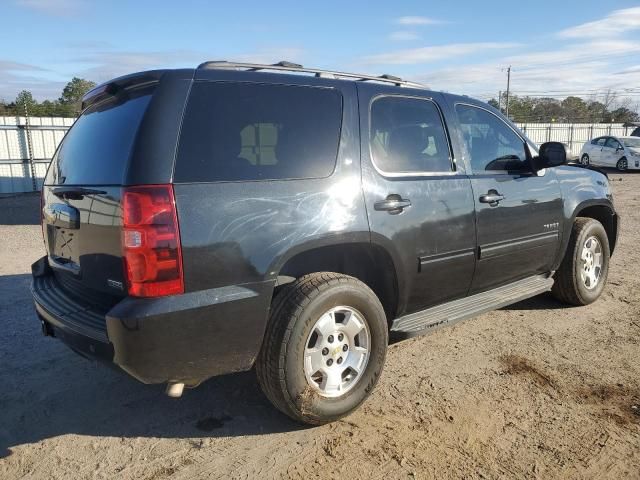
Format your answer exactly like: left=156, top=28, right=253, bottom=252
left=580, top=135, right=640, bottom=171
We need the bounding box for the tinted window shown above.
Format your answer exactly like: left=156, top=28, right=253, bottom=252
left=456, top=104, right=528, bottom=173
left=45, top=86, right=154, bottom=185
left=593, top=137, right=607, bottom=146
left=175, top=82, right=343, bottom=182
left=605, top=137, right=621, bottom=149
left=370, top=96, right=451, bottom=173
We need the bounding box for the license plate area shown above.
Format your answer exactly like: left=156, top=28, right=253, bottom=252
left=47, top=225, right=80, bottom=273
left=44, top=202, right=81, bottom=273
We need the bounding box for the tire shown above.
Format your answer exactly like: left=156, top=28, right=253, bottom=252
left=552, top=217, right=610, bottom=306
left=256, top=272, right=388, bottom=425
left=617, top=157, right=627, bottom=171
left=581, top=154, right=590, bottom=166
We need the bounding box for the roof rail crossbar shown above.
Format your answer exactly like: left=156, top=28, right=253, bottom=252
left=196, top=60, right=425, bottom=88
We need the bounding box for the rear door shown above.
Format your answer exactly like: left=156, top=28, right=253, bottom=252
left=452, top=102, right=563, bottom=293
left=358, top=84, right=476, bottom=315
left=42, top=82, right=157, bottom=300
left=590, top=137, right=607, bottom=165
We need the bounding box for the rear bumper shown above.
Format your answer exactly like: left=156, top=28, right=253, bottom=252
left=31, top=256, right=274, bottom=385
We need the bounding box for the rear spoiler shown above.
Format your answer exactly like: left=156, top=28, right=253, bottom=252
left=81, top=70, right=166, bottom=111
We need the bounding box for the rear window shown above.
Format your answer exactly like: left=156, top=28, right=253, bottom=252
left=174, top=81, right=343, bottom=183
left=45, top=85, right=154, bottom=185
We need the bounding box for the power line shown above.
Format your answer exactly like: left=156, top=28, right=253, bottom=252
left=509, top=87, right=640, bottom=95
left=472, top=89, right=640, bottom=99
left=511, top=51, right=640, bottom=71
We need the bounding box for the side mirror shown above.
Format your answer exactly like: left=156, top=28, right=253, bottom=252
left=535, top=141, right=567, bottom=170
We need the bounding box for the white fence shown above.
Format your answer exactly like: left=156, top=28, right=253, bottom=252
left=1, top=117, right=638, bottom=194
left=515, top=123, right=635, bottom=159
left=0, top=116, right=74, bottom=194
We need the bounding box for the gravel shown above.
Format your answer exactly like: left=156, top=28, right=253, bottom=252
left=1, top=175, right=639, bottom=479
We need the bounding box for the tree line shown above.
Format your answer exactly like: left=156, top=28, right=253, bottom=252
left=2, top=77, right=639, bottom=124
left=0, top=77, right=96, bottom=117
left=488, top=91, right=640, bottom=124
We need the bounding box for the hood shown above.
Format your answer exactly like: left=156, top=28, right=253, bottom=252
left=627, top=147, right=640, bottom=156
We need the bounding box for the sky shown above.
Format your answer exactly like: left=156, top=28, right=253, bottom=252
left=2, top=0, right=640, bottom=106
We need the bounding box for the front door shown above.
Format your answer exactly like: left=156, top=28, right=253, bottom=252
left=358, top=85, right=476, bottom=315
left=453, top=103, right=563, bottom=293
left=602, top=137, right=622, bottom=167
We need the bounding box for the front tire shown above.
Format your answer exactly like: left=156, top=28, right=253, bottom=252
left=617, top=157, right=628, bottom=171
left=552, top=217, right=610, bottom=306
left=256, top=273, right=388, bottom=425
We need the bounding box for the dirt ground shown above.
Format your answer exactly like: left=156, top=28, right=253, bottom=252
left=1, top=171, right=639, bottom=480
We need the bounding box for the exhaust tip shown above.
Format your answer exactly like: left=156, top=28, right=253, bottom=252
left=41, top=319, right=53, bottom=337
left=166, top=382, right=185, bottom=398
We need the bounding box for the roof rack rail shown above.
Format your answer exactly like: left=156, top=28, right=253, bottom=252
left=196, top=60, right=426, bottom=88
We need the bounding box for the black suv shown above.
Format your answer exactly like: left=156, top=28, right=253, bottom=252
left=32, top=61, right=619, bottom=425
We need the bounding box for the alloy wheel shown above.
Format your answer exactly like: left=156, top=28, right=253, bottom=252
left=617, top=158, right=627, bottom=171
left=303, top=306, right=371, bottom=398
left=580, top=235, right=603, bottom=290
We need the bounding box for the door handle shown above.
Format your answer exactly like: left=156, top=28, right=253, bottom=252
left=374, top=195, right=412, bottom=214
left=479, top=191, right=505, bottom=207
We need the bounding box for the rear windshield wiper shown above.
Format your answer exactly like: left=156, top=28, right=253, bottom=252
left=52, top=186, right=107, bottom=199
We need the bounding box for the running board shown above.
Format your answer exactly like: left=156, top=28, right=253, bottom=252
left=391, top=275, right=554, bottom=335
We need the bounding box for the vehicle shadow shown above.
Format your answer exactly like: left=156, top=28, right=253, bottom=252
left=0, top=273, right=304, bottom=459
left=0, top=192, right=40, bottom=225
left=501, top=292, right=571, bottom=311
left=0, top=265, right=573, bottom=457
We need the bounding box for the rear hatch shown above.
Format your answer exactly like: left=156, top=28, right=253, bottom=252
left=42, top=82, right=157, bottom=308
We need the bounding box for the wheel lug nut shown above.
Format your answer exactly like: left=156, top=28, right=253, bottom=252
left=337, top=357, right=343, bottom=364
left=342, top=344, right=348, bottom=352
left=322, top=347, right=329, bottom=355
left=327, top=359, right=334, bottom=366
left=328, top=335, right=334, bottom=343
left=338, top=333, right=344, bottom=341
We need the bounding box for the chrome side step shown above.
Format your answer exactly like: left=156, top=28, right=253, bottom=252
left=391, top=274, right=554, bottom=336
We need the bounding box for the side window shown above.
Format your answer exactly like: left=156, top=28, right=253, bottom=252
left=605, top=137, right=621, bottom=149
left=455, top=104, right=528, bottom=173
left=175, top=82, right=343, bottom=182
left=595, top=137, right=607, bottom=147
left=370, top=96, right=452, bottom=173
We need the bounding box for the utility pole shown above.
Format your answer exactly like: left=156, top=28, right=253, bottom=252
left=498, top=90, right=502, bottom=111
left=505, top=66, right=511, bottom=118
left=23, top=100, right=37, bottom=192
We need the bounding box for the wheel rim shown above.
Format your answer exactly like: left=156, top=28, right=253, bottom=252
left=581, top=155, right=589, bottom=165
left=618, top=158, right=627, bottom=171
left=580, top=236, right=603, bottom=290
left=303, top=306, right=371, bottom=398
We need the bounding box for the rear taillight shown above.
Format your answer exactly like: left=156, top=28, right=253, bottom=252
left=122, top=184, right=184, bottom=297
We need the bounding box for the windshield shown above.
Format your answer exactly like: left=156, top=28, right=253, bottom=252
left=622, top=138, right=640, bottom=148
